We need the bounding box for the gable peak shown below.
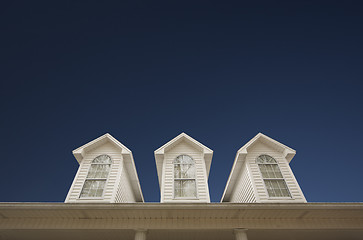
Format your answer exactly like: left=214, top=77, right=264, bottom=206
left=154, top=132, right=213, bottom=154
left=72, top=133, right=131, bottom=163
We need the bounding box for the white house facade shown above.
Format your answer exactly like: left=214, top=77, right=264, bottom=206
left=1, top=132, right=363, bottom=240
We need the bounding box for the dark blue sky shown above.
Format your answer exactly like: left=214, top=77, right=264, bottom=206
left=1, top=1, right=362, bottom=203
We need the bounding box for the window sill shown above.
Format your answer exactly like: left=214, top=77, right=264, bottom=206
left=267, top=197, right=293, bottom=200
left=78, top=197, right=104, bottom=200
left=173, top=197, right=199, bottom=200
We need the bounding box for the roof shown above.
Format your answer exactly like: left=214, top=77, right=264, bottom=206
left=72, top=133, right=144, bottom=202
left=221, top=133, right=296, bottom=202
left=154, top=133, right=213, bottom=186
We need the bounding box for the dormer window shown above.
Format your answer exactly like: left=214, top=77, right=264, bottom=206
left=174, top=155, right=197, bottom=198
left=80, top=154, right=112, bottom=198
left=256, top=154, right=291, bottom=198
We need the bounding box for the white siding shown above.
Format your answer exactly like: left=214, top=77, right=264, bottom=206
left=230, top=161, right=256, bottom=203
left=162, top=140, right=210, bottom=203
left=246, top=142, right=306, bottom=203
left=65, top=142, right=122, bottom=203
left=114, top=162, right=136, bottom=203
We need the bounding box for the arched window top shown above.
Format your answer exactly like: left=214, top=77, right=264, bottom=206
left=174, top=155, right=194, bottom=164
left=92, top=154, right=112, bottom=164
left=80, top=155, right=112, bottom=198
left=256, top=154, right=291, bottom=198
left=256, top=154, right=277, bottom=164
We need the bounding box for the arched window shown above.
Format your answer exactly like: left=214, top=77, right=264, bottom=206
left=256, top=154, right=291, bottom=198
left=174, top=155, right=197, bottom=198
left=80, top=155, right=112, bottom=198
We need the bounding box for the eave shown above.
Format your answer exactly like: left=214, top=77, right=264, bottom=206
left=0, top=202, right=363, bottom=230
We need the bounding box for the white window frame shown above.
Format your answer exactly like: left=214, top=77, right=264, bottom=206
left=173, top=155, right=198, bottom=199
left=79, top=154, right=112, bottom=199
left=256, top=154, right=292, bottom=199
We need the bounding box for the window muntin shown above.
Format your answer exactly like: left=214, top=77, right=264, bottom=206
left=80, top=155, right=112, bottom=198
left=174, top=155, right=197, bottom=198
left=256, top=154, right=291, bottom=198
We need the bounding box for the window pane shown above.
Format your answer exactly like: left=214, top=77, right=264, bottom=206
left=258, top=164, right=284, bottom=179
left=256, top=155, right=277, bottom=164
left=265, top=165, right=274, bottom=178
left=271, top=165, right=283, bottom=178
left=101, top=164, right=110, bottom=178
left=182, top=155, right=194, bottom=164
left=265, top=180, right=290, bottom=198
left=183, top=180, right=197, bottom=197
left=174, top=155, right=196, bottom=179
left=175, top=155, right=194, bottom=164
left=92, top=155, right=112, bottom=164
left=80, top=180, right=106, bottom=198
left=87, top=165, right=97, bottom=178
left=259, top=165, right=268, bottom=178
left=174, top=180, right=181, bottom=198
left=181, top=164, right=195, bottom=178
left=80, top=180, right=91, bottom=197
left=87, top=164, right=110, bottom=179
left=174, top=180, right=196, bottom=198
left=174, top=164, right=181, bottom=178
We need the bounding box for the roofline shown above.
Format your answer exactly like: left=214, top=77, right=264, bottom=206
left=72, top=133, right=132, bottom=163
left=237, top=133, right=296, bottom=155
left=154, top=132, right=213, bottom=154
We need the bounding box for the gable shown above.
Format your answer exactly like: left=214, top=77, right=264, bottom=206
left=154, top=133, right=213, bottom=186
left=72, top=133, right=131, bottom=164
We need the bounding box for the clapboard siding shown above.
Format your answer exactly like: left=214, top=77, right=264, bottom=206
left=246, top=142, right=306, bottom=203
left=66, top=142, right=123, bottom=203
left=162, top=140, right=210, bottom=203
left=115, top=162, right=136, bottom=203
left=230, top=161, right=256, bottom=203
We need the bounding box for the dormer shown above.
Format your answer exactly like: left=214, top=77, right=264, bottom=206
left=65, top=133, right=144, bottom=203
left=154, top=133, right=213, bottom=203
left=221, top=133, right=306, bottom=203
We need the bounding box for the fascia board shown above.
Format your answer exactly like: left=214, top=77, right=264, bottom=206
left=154, top=153, right=164, bottom=186
left=155, top=132, right=213, bottom=154
left=283, top=148, right=296, bottom=163
left=72, top=149, right=84, bottom=164
left=203, top=152, right=213, bottom=177
left=4, top=202, right=363, bottom=228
